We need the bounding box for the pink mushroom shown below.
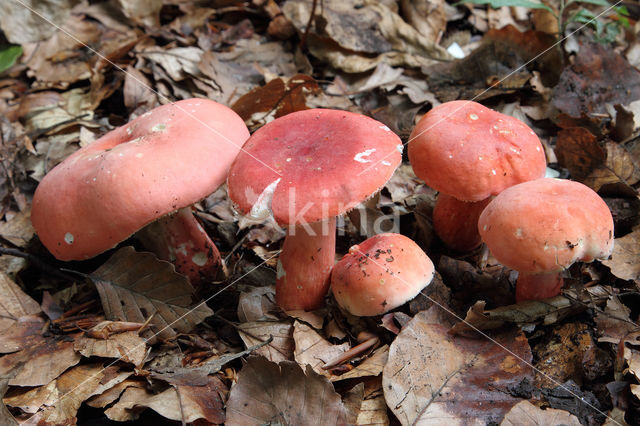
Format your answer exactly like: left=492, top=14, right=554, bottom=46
left=478, top=178, right=614, bottom=302
left=227, top=109, right=402, bottom=311
left=408, top=100, right=546, bottom=251
left=31, top=99, right=249, bottom=285
left=331, top=233, right=434, bottom=316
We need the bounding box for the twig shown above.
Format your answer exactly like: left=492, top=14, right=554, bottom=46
left=299, top=0, right=319, bottom=50
left=0, top=247, right=76, bottom=281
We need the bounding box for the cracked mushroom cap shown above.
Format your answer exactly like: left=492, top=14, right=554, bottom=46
left=227, top=109, right=402, bottom=225
left=408, top=100, right=546, bottom=201
left=331, top=233, right=435, bottom=316
left=31, top=99, right=250, bottom=260
left=478, top=178, right=614, bottom=274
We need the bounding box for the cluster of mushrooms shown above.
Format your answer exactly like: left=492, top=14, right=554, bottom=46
left=31, top=98, right=614, bottom=318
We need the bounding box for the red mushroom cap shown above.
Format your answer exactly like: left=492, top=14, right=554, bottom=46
left=227, top=109, right=402, bottom=225
left=408, top=101, right=546, bottom=202
left=478, top=178, right=614, bottom=274
left=31, top=99, right=250, bottom=260
left=331, top=233, right=435, bottom=316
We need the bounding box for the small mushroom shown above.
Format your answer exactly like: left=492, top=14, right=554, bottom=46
left=31, top=99, right=250, bottom=285
left=478, top=178, right=614, bottom=302
left=227, top=109, right=402, bottom=311
left=330, top=233, right=435, bottom=316
left=408, top=100, right=546, bottom=251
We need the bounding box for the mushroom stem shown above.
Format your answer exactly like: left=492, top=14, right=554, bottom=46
left=136, top=207, right=222, bottom=286
left=276, top=218, right=336, bottom=311
left=516, top=271, right=564, bottom=302
left=432, top=194, right=491, bottom=251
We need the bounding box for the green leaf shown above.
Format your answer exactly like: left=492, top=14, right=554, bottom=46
left=0, top=45, right=22, bottom=74
left=572, top=0, right=612, bottom=7
left=455, top=0, right=554, bottom=13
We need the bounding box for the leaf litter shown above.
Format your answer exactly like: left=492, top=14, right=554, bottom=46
left=0, top=0, right=639, bottom=424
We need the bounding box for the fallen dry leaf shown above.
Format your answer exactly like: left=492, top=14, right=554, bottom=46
left=0, top=271, right=41, bottom=334
left=603, top=227, right=640, bottom=281
left=594, top=296, right=637, bottom=344
left=226, top=356, right=347, bottom=425
left=237, top=285, right=279, bottom=322
left=293, top=320, right=349, bottom=377
left=383, top=310, right=533, bottom=425
left=5, top=364, right=130, bottom=423
left=552, top=42, right=640, bottom=123
left=330, top=345, right=389, bottom=382
left=0, top=208, right=35, bottom=247
left=91, top=247, right=213, bottom=344
left=103, top=375, right=226, bottom=423
left=500, top=400, right=581, bottom=425
left=238, top=320, right=294, bottom=362
left=85, top=378, right=145, bottom=409
left=74, top=321, right=148, bottom=366
left=0, top=0, right=79, bottom=44
left=0, top=323, right=81, bottom=387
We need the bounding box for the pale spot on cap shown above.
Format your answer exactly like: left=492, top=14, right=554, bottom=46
left=354, top=148, right=376, bottom=163
left=469, top=113, right=479, bottom=120
left=192, top=252, right=208, bottom=266
left=64, top=232, right=74, bottom=245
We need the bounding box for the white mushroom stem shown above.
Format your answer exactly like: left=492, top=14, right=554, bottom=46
left=515, top=271, right=564, bottom=302
left=136, top=207, right=222, bottom=286
left=276, top=218, right=336, bottom=311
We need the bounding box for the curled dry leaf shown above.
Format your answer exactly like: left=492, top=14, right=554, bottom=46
left=500, top=400, right=581, bottom=426
left=0, top=208, right=35, bottom=247
left=383, top=310, right=533, bottom=425
left=594, top=296, right=637, bottom=344
left=102, top=375, right=226, bottom=424
left=226, top=356, right=347, bottom=425
left=74, top=321, right=148, bottom=366
left=91, top=247, right=213, bottom=344
left=603, top=227, right=640, bottom=281
left=237, top=285, right=279, bottom=322
left=330, top=345, right=389, bottom=382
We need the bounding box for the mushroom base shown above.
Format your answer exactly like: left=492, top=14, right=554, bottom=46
left=136, top=207, right=222, bottom=286
left=515, top=271, right=564, bottom=302
left=276, top=218, right=336, bottom=311
left=433, top=194, right=491, bottom=252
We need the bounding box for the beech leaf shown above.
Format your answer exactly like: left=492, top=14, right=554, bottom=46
left=90, top=247, right=213, bottom=343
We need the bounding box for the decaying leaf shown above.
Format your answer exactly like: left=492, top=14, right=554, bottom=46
left=293, top=320, right=349, bottom=377
left=500, top=400, right=581, bottom=425
left=552, top=42, right=640, bottom=122
left=5, top=364, right=130, bottom=424
left=383, top=310, right=533, bottom=425
left=0, top=271, right=41, bottom=334
left=594, top=296, right=637, bottom=344
left=0, top=0, right=80, bottom=44
left=603, top=227, right=640, bottom=281
left=237, top=285, right=279, bottom=322
left=238, top=320, right=294, bottom=362
left=226, top=356, right=347, bottom=425
left=0, top=326, right=81, bottom=387
left=74, top=321, right=148, bottom=366
left=103, top=375, right=226, bottom=424
left=282, top=0, right=450, bottom=73
left=91, top=247, right=213, bottom=344
left=0, top=208, right=35, bottom=247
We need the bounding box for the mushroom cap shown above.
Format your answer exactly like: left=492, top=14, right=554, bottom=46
left=408, top=100, right=546, bottom=202
left=331, top=233, right=435, bottom=316
left=31, top=99, right=250, bottom=260
left=227, top=109, right=402, bottom=225
left=478, top=178, right=614, bottom=274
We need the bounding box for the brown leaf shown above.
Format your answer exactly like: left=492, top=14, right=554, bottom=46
left=103, top=375, right=226, bottom=423
left=595, top=296, right=637, bottom=344
left=500, top=400, right=581, bottom=425
left=383, top=310, right=533, bottom=424
left=0, top=379, right=17, bottom=426
left=0, top=0, right=78, bottom=44
left=5, top=364, right=130, bottom=423
left=231, top=74, right=321, bottom=125
left=123, top=66, right=158, bottom=115
left=555, top=127, right=605, bottom=181
left=237, top=320, right=294, bottom=362
left=237, top=285, right=279, bottom=322
left=0, top=329, right=81, bottom=386
left=0, top=271, right=41, bottom=334
left=401, top=0, right=446, bottom=43
left=552, top=42, right=640, bottom=122
left=0, top=208, right=35, bottom=248
left=226, top=356, right=348, bottom=425
left=293, top=320, right=349, bottom=377
left=86, top=378, right=146, bottom=409
left=74, top=321, right=148, bottom=365
left=330, top=345, right=389, bottom=382
left=603, top=228, right=640, bottom=281
left=91, top=247, right=213, bottom=344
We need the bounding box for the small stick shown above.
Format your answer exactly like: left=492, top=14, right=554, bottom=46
left=0, top=247, right=77, bottom=281
left=322, top=335, right=380, bottom=370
